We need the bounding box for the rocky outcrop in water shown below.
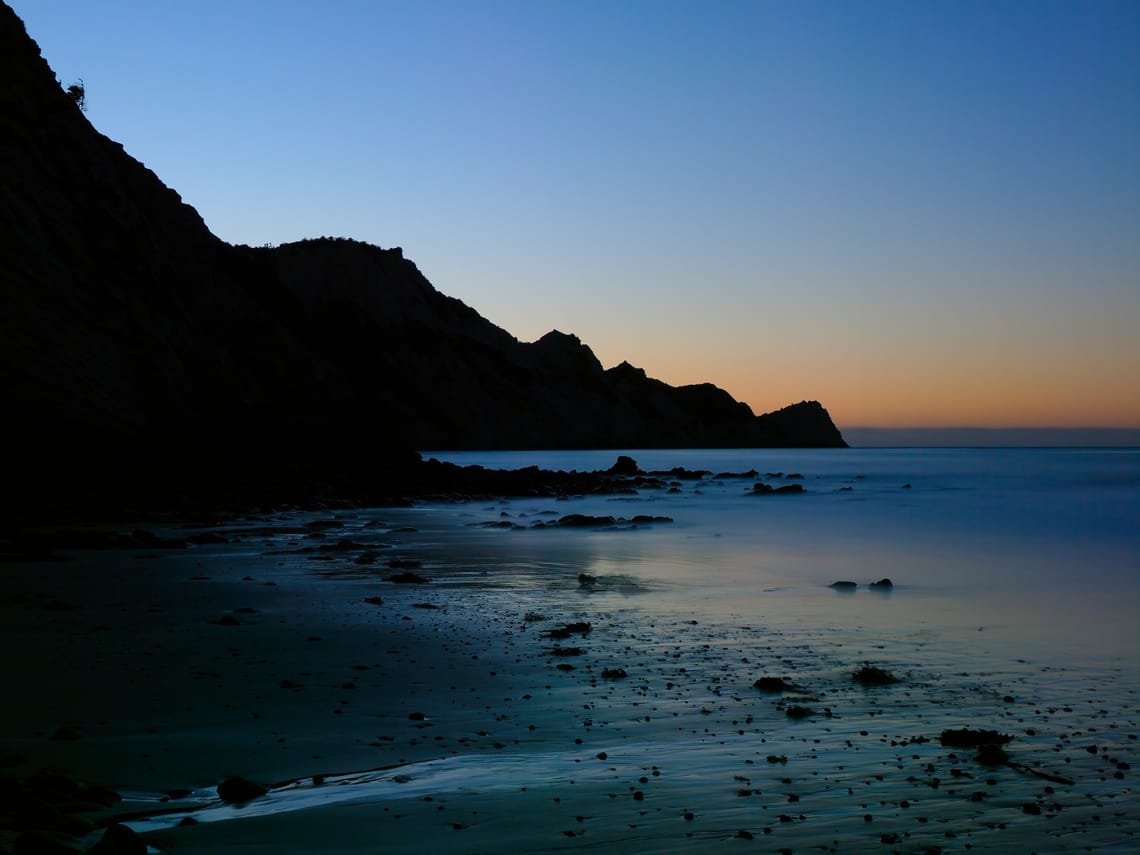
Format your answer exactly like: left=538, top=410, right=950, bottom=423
left=1, top=3, right=845, bottom=516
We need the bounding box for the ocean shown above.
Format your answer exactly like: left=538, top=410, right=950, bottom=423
left=421, top=447, right=1139, bottom=669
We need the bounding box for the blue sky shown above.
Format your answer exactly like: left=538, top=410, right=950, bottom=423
left=14, top=0, right=1140, bottom=431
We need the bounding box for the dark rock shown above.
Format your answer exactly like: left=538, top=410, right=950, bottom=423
left=785, top=705, right=814, bottom=719
left=84, top=823, right=147, bottom=855
left=713, top=469, right=758, bottom=479
left=630, top=515, right=673, bottom=524
left=387, top=572, right=428, bottom=584
left=363, top=596, right=384, bottom=605
left=868, top=578, right=893, bottom=590
left=608, top=455, right=640, bottom=476
left=542, top=622, right=592, bottom=639
left=852, top=664, right=900, bottom=685
left=601, top=668, right=628, bottom=679
left=939, top=729, right=1013, bottom=748
left=753, top=677, right=798, bottom=692
left=751, top=482, right=805, bottom=495
left=557, top=514, right=615, bottom=527
left=577, top=573, right=598, bottom=589
left=0, top=1, right=847, bottom=521
left=976, top=743, right=1011, bottom=766
left=216, top=776, right=267, bottom=804
left=546, top=647, right=585, bottom=657
left=829, top=581, right=857, bottom=591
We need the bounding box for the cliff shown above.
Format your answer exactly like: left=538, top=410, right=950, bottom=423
left=0, top=3, right=844, bottom=512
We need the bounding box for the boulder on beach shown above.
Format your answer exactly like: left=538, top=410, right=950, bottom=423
left=557, top=514, right=616, bottom=527
left=608, top=455, right=640, bottom=476
left=939, top=728, right=1013, bottom=748
left=85, top=823, right=147, bottom=855
left=753, top=676, right=798, bottom=692
left=216, top=776, right=268, bottom=804
left=387, top=572, right=429, bottom=584
left=750, top=482, right=804, bottom=495
left=852, top=664, right=900, bottom=685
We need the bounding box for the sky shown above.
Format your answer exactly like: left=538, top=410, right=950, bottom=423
left=14, top=0, right=1140, bottom=436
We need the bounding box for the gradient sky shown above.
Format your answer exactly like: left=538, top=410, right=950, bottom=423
left=15, top=0, right=1140, bottom=431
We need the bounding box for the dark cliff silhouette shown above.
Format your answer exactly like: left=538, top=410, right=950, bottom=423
left=0, top=3, right=844, bottom=514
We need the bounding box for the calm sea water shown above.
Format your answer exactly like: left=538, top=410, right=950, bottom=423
left=421, top=447, right=1140, bottom=669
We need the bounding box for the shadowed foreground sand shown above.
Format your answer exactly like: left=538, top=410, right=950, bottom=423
left=1, top=506, right=1136, bottom=853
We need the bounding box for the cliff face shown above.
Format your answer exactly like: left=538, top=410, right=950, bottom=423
left=1, top=3, right=844, bottom=506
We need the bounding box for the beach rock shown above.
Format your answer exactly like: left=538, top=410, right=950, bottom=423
left=577, top=573, right=598, bottom=589
left=976, top=743, right=1011, bottom=766
left=601, top=668, right=628, bottom=679
left=785, top=705, right=814, bottom=719
left=608, top=456, right=640, bottom=476
left=542, top=622, right=592, bottom=639
left=630, top=515, right=673, bottom=524
left=868, top=578, right=893, bottom=590
left=216, top=776, right=267, bottom=804
left=751, top=482, right=804, bottom=495
left=84, top=824, right=146, bottom=855
left=829, top=581, right=857, bottom=591
left=852, top=664, right=900, bottom=685
left=939, top=728, right=1013, bottom=748
left=546, top=647, right=585, bottom=657
left=753, top=677, right=798, bottom=692
left=713, top=469, right=758, bottom=479
left=387, top=572, right=428, bottom=584
left=557, top=514, right=615, bottom=527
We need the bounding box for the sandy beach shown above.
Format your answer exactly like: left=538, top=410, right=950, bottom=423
left=2, top=454, right=1137, bottom=852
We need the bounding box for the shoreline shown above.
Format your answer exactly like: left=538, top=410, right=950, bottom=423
left=2, top=466, right=1137, bottom=853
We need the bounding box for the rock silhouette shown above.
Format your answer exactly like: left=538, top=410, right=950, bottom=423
left=1, top=3, right=845, bottom=516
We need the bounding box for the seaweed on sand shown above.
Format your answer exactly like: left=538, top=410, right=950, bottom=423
left=940, top=728, right=1074, bottom=785
left=852, top=663, right=900, bottom=685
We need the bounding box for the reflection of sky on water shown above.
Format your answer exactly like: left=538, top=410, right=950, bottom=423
left=397, top=449, right=1138, bottom=671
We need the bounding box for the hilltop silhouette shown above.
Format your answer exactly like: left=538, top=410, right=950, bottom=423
left=0, top=3, right=844, bottom=513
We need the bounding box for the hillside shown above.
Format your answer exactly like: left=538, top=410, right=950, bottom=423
left=0, top=3, right=844, bottom=512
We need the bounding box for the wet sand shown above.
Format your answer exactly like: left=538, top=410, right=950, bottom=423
left=1, top=504, right=1137, bottom=853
